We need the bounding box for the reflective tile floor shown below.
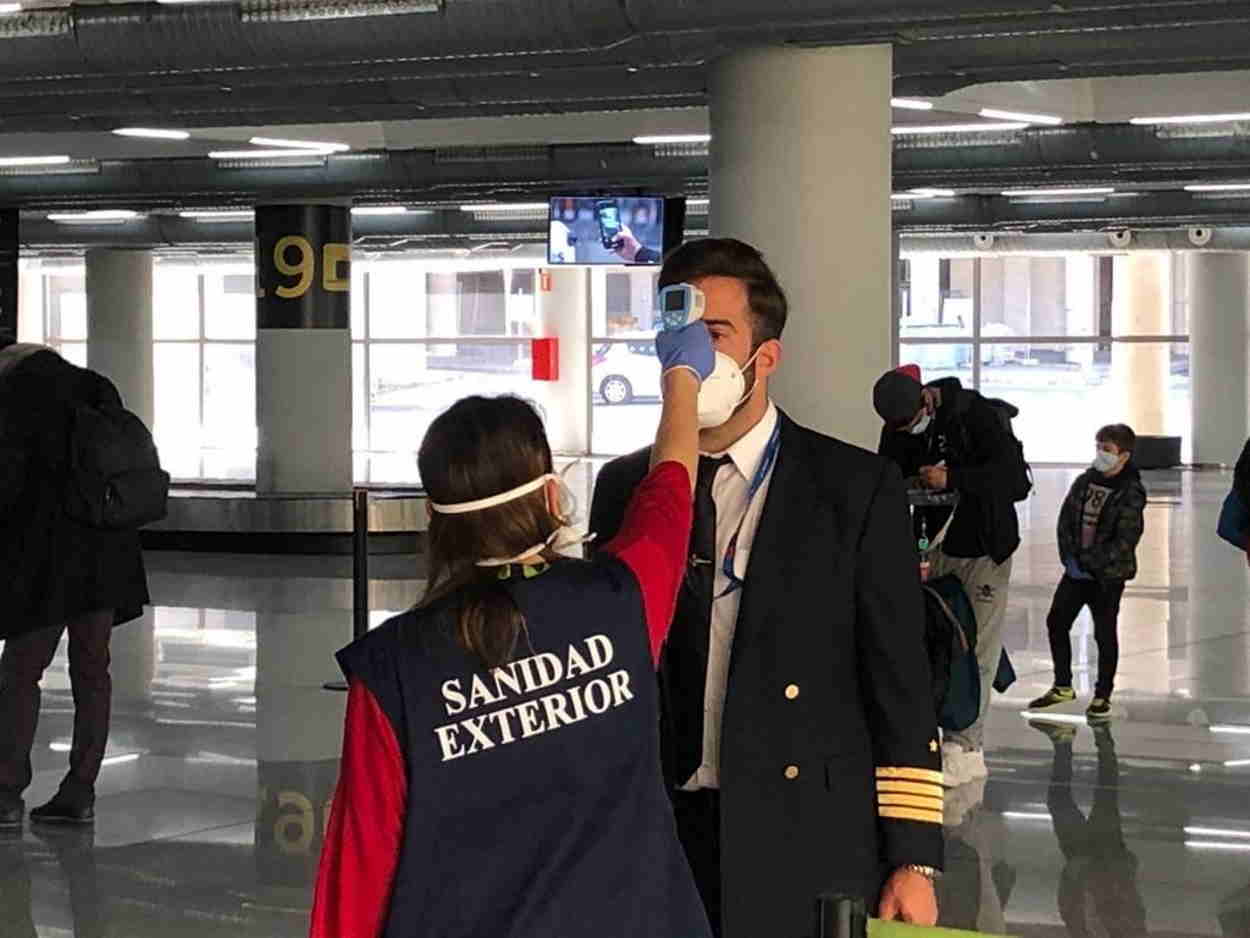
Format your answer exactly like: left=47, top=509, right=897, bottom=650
left=4, top=467, right=1250, bottom=936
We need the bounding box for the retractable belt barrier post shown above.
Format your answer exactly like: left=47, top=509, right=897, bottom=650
left=352, top=487, right=369, bottom=641
left=323, top=487, right=371, bottom=692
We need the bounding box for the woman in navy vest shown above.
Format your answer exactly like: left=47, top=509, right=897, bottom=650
left=310, top=322, right=715, bottom=938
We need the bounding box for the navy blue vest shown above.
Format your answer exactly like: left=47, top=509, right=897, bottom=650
left=337, top=556, right=711, bottom=938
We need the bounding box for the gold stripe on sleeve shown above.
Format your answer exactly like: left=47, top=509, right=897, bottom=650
left=876, top=766, right=944, bottom=786
left=879, top=805, right=943, bottom=825
left=878, top=793, right=944, bottom=812
left=876, top=780, right=944, bottom=798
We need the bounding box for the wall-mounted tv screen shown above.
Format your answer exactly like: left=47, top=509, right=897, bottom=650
left=548, top=196, right=671, bottom=266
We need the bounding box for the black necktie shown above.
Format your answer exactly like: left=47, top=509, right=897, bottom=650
left=692, top=454, right=731, bottom=569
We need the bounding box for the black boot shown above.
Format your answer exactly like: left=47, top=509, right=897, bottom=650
left=0, top=793, right=24, bottom=831
left=30, top=790, right=94, bottom=825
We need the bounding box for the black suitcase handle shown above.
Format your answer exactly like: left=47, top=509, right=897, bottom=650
left=816, top=894, right=868, bottom=938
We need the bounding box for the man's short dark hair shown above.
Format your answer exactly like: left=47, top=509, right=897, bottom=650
left=658, top=238, right=788, bottom=345
left=1097, top=424, right=1137, bottom=454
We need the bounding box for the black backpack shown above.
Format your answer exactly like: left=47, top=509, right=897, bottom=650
left=922, top=574, right=981, bottom=732
left=64, top=402, right=170, bottom=530
left=968, top=394, right=1033, bottom=502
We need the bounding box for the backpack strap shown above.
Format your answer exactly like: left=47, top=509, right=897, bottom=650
left=920, top=584, right=970, bottom=654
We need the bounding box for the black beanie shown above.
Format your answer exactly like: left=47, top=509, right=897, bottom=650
left=873, top=370, right=923, bottom=427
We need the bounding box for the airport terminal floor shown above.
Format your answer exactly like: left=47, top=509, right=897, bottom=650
left=3, top=465, right=1249, bottom=938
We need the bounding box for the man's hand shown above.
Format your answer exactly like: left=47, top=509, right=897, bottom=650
left=878, top=868, right=938, bottom=925
left=918, top=465, right=948, bottom=491
left=610, top=225, right=642, bottom=262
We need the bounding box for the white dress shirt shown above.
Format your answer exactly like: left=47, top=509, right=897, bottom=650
left=685, top=401, right=780, bottom=791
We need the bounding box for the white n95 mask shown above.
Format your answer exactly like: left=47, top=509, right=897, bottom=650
left=696, top=348, right=762, bottom=429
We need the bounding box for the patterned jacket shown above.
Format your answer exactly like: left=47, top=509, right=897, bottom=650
left=1057, top=465, right=1147, bottom=582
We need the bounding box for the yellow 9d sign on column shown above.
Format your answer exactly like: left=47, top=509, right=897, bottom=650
left=255, top=205, right=351, bottom=329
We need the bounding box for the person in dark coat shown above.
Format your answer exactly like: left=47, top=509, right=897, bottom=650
left=0, top=333, right=150, bottom=829
left=590, top=240, right=943, bottom=938
left=1030, top=424, right=1147, bottom=721
left=875, top=371, right=1022, bottom=788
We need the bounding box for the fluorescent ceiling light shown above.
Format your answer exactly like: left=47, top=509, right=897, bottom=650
left=113, top=127, right=190, bottom=141
left=47, top=209, right=142, bottom=223
left=1187, top=840, right=1250, bottom=852
left=892, top=193, right=929, bottom=201
left=891, top=98, right=933, bottom=111
left=1002, top=812, right=1050, bottom=821
left=910, top=188, right=956, bottom=197
left=241, top=0, right=440, bottom=22
left=979, top=108, right=1063, bottom=126
left=459, top=203, right=549, bottom=212
left=1002, top=186, right=1115, bottom=197
left=249, top=136, right=349, bottom=153
left=0, top=2, right=21, bottom=12
left=1186, top=183, right=1250, bottom=192
left=1132, top=113, right=1250, bottom=125
left=892, top=122, right=1028, bottom=136
left=352, top=206, right=410, bottom=216
left=0, top=155, right=70, bottom=167
left=179, top=210, right=254, bottom=221
left=633, top=134, right=711, bottom=145
left=1210, top=724, right=1250, bottom=735
left=1225, top=759, right=1250, bottom=768
left=210, top=148, right=335, bottom=159
left=1186, top=826, right=1250, bottom=838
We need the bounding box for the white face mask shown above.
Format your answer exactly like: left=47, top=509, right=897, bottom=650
left=909, top=413, right=933, bottom=436
left=1093, top=450, right=1121, bottom=474
left=697, top=348, right=762, bottom=429
left=428, top=462, right=592, bottom=567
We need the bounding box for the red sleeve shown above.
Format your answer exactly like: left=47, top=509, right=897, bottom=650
left=600, top=460, right=693, bottom=666
left=309, top=681, right=407, bottom=938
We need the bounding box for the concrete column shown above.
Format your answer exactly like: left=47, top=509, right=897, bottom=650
left=1112, top=253, right=1171, bottom=436
left=255, top=204, right=352, bottom=494
left=0, top=209, right=15, bottom=338
left=1189, top=252, right=1250, bottom=464
left=85, top=249, right=154, bottom=427
left=536, top=267, right=590, bottom=454
left=1065, top=254, right=1097, bottom=370
left=710, top=44, right=892, bottom=450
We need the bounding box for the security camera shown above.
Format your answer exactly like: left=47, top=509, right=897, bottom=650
left=972, top=233, right=995, bottom=250
left=1107, top=229, right=1133, bottom=248
left=1188, top=226, right=1214, bottom=247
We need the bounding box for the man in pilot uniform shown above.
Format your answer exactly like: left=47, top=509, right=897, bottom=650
left=591, top=239, right=943, bottom=938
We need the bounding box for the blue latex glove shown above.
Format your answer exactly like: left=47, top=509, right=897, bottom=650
left=655, top=322, right=715, bottom=382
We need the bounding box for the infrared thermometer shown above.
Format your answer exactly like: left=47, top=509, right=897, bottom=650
left=656, top=283, right=707, bottom=331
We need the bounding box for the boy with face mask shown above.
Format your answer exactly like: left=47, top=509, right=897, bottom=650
left=1030, top=424, right=1147, bottom=721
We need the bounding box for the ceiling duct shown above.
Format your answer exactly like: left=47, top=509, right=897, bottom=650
left=3, top=3, right=1250, bottom=131
left=434, top=146, right=549, bottom=164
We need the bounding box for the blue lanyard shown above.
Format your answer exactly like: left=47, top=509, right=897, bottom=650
left=717, top=421, right=782, bottom=598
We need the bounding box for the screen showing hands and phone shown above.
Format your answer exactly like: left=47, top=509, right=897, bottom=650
left=548, top=196, right=667, bottom=266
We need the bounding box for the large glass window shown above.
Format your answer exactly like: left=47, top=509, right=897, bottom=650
left=355, top=260, right=543, bottom=484
left=590, top=266, right=662, bottom=455
left=898, top=254, right=1192, bottom=463
left=153, top=261, right=257, bottom=481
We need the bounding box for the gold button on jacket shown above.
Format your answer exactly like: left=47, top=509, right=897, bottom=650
left=784, top=765, right=800, bottom=780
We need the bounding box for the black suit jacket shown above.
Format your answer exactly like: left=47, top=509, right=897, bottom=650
left=590, top=411, right=943, bottom=938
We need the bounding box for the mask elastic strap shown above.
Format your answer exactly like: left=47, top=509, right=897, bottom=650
left=429, top=472, right=555, bottom=515
left=734, top=346, right=765, bottom=409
